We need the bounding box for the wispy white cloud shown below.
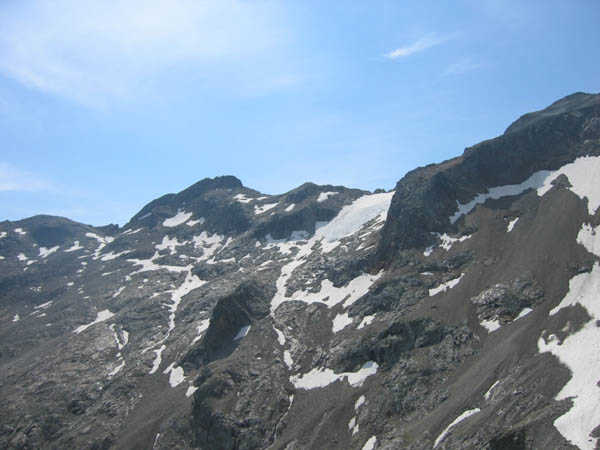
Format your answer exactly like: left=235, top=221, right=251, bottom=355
left=443, top=57, right=485, bottom=76
left=385, top=33, right=455, bottom=59
left=0, top=0, right=298, bottom=108
left=0, top=163, right=53, bottom=192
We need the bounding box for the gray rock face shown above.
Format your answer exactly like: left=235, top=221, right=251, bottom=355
left=1, top=92, right=600, bottom=450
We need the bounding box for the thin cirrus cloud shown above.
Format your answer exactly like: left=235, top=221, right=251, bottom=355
left=385, top=33, right=456, bottom=59
left=443, top=57, right=485, bottom=76
left=0, top=0, right=297, bottom=108
left=0, top=163, right=53, bottom=192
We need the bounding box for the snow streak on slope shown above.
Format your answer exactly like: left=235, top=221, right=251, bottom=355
left=163, top=210, right=193, bottom=227
left=451, top=156, right=600, bottom=223
left=434, top=408, right=481, bottom=448
left=270, top=192, right=393, bottom=313
left=291, top=361, right=379, bottom=390
left=537, top=217, right=600, bottom=448
left=73, top=310, right=115, bottom=334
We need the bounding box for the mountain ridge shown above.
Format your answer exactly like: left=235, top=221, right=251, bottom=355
left=1, top=91, right=600, bottom=449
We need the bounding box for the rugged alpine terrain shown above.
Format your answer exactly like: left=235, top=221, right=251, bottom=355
left=1, top=92, right=600, bottom=450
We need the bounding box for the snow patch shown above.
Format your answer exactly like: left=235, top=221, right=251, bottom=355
left=34, top=301, right=53, bottom=310
left=480, top=318, right=501, bottom=333
left=507, top=217, right=519, bottom=232
left=73, top=309, right=115, bottom=334
left=100, top=250, right=132, bottom=261
left=315, top=191, right=394, bottom=244
left=484, top=380, right=500, bottom=401
left=255, top=203, right=278, bottom=214
left=186, top=385, right=198, bottom=397
left=156, top=235, right=187, bottom=255
left=64, top=241, right=83, bottom=252
left=429, top=274, right=464, bottom=296
left=14, top=228, right=26, bottom=235
left=357, top=315, right=375, bottom=329
left=186, top=218, right=205, bottom=226
left=233, top=325, right=251, bottom=340
left=285, top=203, right=295, bottom=212
left=362, top=436, right=377, bottom=450
left=273, top=326, right=286, bottom=345
left=163, top=363, right=186, bottom=387
left=12, top=314, right=20, bottom=322
left=192, top=319, right=210, bottom=344
left=515, top=307, right=533, bottom=320
left=233, top=193, right=253, bottom=203
left=434, top=408, right=480, bottom=448
left=317, top=191, right=338, bottom=202
left=163, top=210, right=193, bottom=227
left=149, top=344, right=166, bottom=374
left=355, top=395, right=366, bottom=410
left=452, top=156, right=600, bottom=224
left=39, top=246, right=59, bottom=258
left=291, top=361, right=378, bottom=390
left=332, top=312, right=353, bottom=333
left=437, top=233, right=472, bottom=251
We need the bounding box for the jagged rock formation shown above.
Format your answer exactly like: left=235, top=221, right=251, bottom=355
left=1, top=92, right=600, bottom=450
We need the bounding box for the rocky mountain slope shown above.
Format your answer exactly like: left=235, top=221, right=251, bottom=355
left=1, top=92, right=600, bottom=450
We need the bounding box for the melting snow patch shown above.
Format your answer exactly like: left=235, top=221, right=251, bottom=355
left=192, top=319, right=210, bottom=344
left=73, top=309, right=115, bottom=334
left=315, top=191, right=394, bottom=244
left=14, top=228, right=26, bottom=235
left=149, top=345, right=166, bottom=374
left=64, top=241, right=83, bottom=252
left=429, top=274, right=464, bottom=296
left=437, top=233, right=471, bottom=251
left=34, top=301, right=53, bottom=310
left=186, top=218, right=205, bottom=226
left=423, top=246, right=434, bottom=257
left=12, top=314, right=20, bottom=322
left=255, top=203, right=278, bottom=214
left=507, top=217, right=519, bottom=232
left=480, top=318, right=501, bottom=333
left=273, top=326, right=286, bottom=345
left=283, top=351, right=293, bottom=369
left=233, top=325, right=251, bottom=340
left=163, top=210, right=193, bottom=227
left=355, top=395, right=366, bottom=410
left=434, top=408, right=481, bottom=448
left=484, top=380, right=500, bottom=401
left=285, top=203, right=295, bottom=212
left=357, top=315, right=375, bottom=329
left=100, top=250, right=132, bottom=261
left=332, top=312, right=353, bottom=333
left=17, top=253, right=28, bottom=262
left=0, top=231, right=6, bottom=239
left=362, top=436, right=377, bottom=450
left=155, top=235, right=187, bottom=255
left=39, top=246, right=59, bottom=258
left=317, top=191, right=338, bottom=202
left=234, top=193, right=254, bottom=203
left=348, top=416, right=359, bottom=435
left=186, top=385, right=198, bottom=397
left=538, top=261, right=600, bottom=449
left=452, top=156, right=600, bottom=224
left=515, top=307, right=533, bottom=320
left=163, top=363, right=186, bottom=387
left=291, top=361, right=378, bottom=390
left=109, top=360, right=125, bottom=377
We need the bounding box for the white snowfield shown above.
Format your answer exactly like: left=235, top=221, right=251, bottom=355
left=429, top=274, right=464, bottom=297
left=317, top=191, right=338, bottom=202
left=39, top=246, right=59, bottom=258
left=255, top=203, right=278, bottom=214
left=270, top=192, right=392, bottom=315
left=362, top=436, right=377, bottom=450
left=73, top=309, right=115, bottom=334
left=536, top=163, right=600, bottom=450
left=434, top=408, right=481, bottom=448
left=233, top=325, right=251, bottom=340
left=163, top=210, right=193, bottom=227
left=64, top=241, right=83, bottom=252
left=291, top=361, right=379, bottom=390
left=332, top=312, right=353, bottom=333
left=163, top=363, right=186, bottom=387
left=451, top=155, right=600, bottom=223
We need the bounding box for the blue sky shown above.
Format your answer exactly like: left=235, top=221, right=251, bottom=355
left=1, top=0, right=598, bottom=226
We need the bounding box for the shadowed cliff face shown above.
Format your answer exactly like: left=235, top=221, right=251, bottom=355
left=1, top=92, right=600, bottom=450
